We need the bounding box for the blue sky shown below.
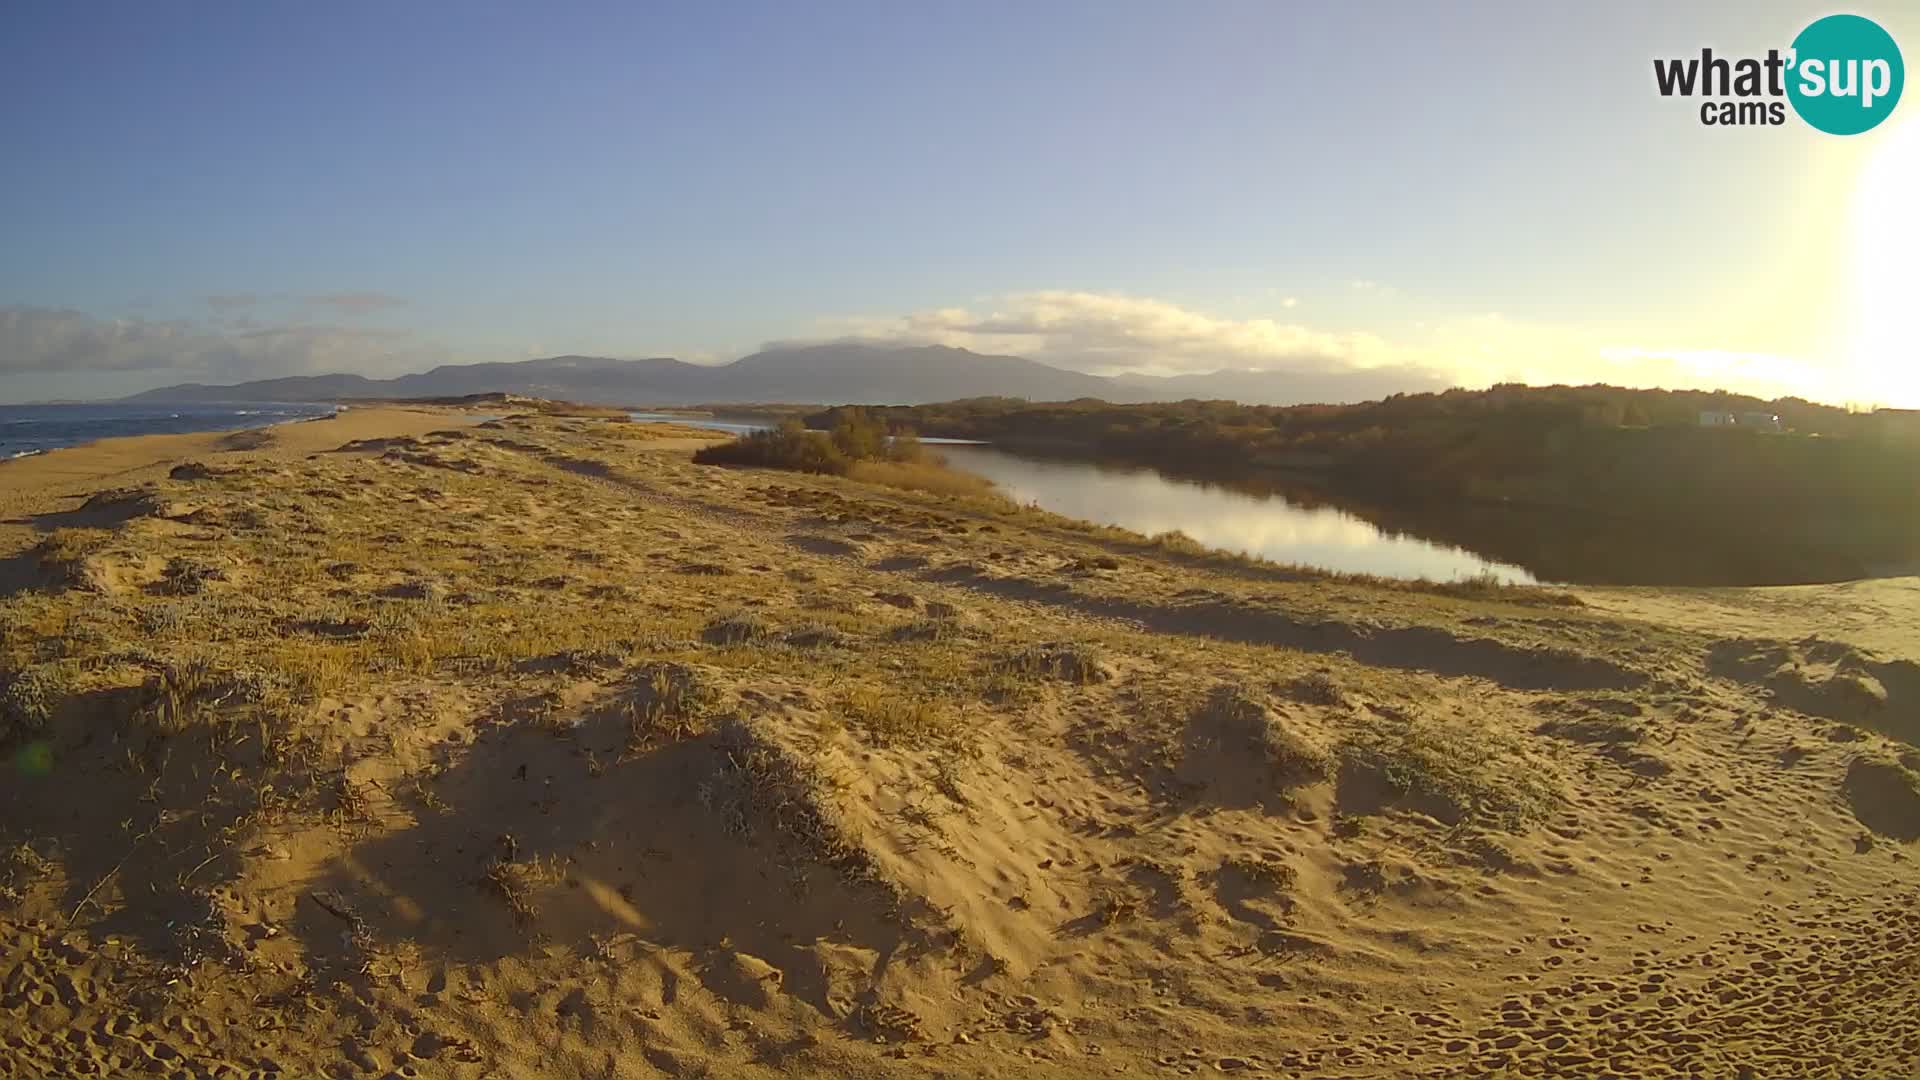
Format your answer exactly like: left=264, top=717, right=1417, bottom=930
left=2, top=1, right=1915, bottom=403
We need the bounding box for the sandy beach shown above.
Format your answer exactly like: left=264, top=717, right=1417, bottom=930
left=0, top=408, right=480, bottom=537
left=1, top=406, right=1915, bottom=1079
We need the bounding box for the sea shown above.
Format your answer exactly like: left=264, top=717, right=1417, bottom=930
left=0, top=402, right=337, bottom=460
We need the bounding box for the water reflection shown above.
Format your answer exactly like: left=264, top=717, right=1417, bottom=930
left=637, top=413, right=1535, bottom=583
left=937, top=445, right=1538, bottom=583
left=631, top=413, right=769, bottom=436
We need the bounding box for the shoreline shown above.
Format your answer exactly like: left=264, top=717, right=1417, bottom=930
left=0, top=401, right=339, bottom=461
left=0, top=405, right=483, bottom=545
left=902, top=436, right=1913, bottom=589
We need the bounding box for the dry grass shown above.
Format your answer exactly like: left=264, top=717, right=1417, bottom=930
left=156, top=557, right=228, bottom=596
left=838, top=686, right=963, bottom=749
left=333, top=771, right=371, bottom=811
left=597, top=421, right=715, bottom=440
left=847, top=459, right=999, bottom=499
left=0, top=842, right=53, bottom=908
left=32, top=528, right=110, bottom=590
left=1221, top=855, right=1298, bottom=893
left=702, top=612, right=773, bottom=646
left=481, top=853, right=565, bottom=924
left=1279, top=671, right=1347, bottom=708
left=620, top=663, right=714, bottom=749
left=993, top=644, right=1111, bottom=685
left=1095, top=890, right=1140, bottom=925
left=1339, top=711, right=1562, bottom=830
left=852, top=1002, right=924, bottom=1043
left=707, top=716, right=878, bottom=882
left=1202, top=684, right=1336, bottom=781
left=135, top=659, right=258, bottom=735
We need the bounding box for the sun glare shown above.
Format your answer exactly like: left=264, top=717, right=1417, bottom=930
left=1851, top=116, right=1920, bottom=408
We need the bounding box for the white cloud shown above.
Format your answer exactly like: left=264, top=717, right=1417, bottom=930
left=805, top=291, right=1847, bottom=402
left=0, top=306, right=448, bottom=383
left=813, top=290, right=1407, bottom=378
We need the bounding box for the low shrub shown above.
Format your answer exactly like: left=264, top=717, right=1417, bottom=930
left=994, top=644, right=1111, bottom=685
left=702, top=612, right=773, bottom=646
left=693, top=411, right=948, bottom=481
left=694, top=421, right=851, bottom=475
left=0, top=667, right=60, bottom=742
left=1279, top=671, right=1347, bottom=708
left=1202, top=684, right=1335, bottom=780
left=620, top=663, right=715, bottom=749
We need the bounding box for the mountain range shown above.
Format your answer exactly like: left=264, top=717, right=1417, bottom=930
left=123, top=343, right=1449, bottom=407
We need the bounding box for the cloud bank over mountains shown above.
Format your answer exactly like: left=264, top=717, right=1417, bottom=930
left=0, top=288, right=1847, bottom=405
left=821, top=291, right=1395, bottom=378
left=0, top=306, right=448, bottom=385
left=811, top=291, right=1842, bottom=402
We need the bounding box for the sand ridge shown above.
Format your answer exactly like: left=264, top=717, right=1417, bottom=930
left=0, top=410, right=1916, bottom=1078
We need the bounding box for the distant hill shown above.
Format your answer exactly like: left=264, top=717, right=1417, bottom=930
left=124, top=345, right=1135, bottom=407
left=123, top=344, right=1461, bottom=408
left=126, top=372, right=391, bottom=402
left=699, top=344, right=1118, bottom=404
left=126, top=355, right=688, bottom=405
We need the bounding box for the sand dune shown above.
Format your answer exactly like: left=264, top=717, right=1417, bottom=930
left=0, top=408, right=480, bottom=540
left=0, top=409, right=1915, bottom=1078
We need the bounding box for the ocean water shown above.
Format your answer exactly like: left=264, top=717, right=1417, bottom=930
left=0, top=402, right=336, bottom=460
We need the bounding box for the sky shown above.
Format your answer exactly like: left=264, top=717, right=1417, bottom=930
left=1, top=1, right=1915, bottom=405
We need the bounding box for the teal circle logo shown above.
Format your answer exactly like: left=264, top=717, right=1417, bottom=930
left=1788, top=14, right=1904, bottom=135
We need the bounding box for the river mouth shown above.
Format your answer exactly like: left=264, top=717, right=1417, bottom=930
left=637, top=413, right=1902, bottom=587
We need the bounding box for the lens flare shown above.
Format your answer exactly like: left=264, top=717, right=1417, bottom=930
left=1851, top=116, right=1920, bottom=407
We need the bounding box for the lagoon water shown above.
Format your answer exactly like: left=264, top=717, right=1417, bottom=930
left=635, top=413, right=1538, bottom=584
left=936, top=443, right=1537, bottom=584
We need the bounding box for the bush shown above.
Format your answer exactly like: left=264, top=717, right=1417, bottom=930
left=0, top=667, right=59, bottom=742
left=692, top=413, right=936, bottom=477
left=693, top=420, right=851, bottom=475
left=829, top=408, right=888, bottom=461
